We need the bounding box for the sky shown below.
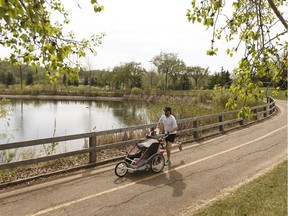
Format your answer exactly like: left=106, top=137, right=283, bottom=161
left=61, top=0, right=244, bottom=73
left=1, top=1, right=285, bottom=74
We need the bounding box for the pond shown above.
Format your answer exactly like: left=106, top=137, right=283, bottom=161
left=1, top=99, right=153, bottom=145
left=0, top=99, right=160, bottom=162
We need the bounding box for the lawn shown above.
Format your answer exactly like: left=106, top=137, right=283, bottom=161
left=190, top=160, right=287, bottom=216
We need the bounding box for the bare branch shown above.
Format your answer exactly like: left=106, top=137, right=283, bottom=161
left=267, top=0, right=288, bottom=30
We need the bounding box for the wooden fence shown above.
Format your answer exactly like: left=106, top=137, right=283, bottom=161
left=0, top=97, right=276, bottom=171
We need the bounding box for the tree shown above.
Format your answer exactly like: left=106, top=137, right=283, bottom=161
left=179, top=72, right=192, bottom=90
left=5, top=72, right=15, bottom=86
left=151, top=52, right=185, bottom=90
left=94, top=69, right=111, bottom=88
left=169, top=60, right=186, bottom=90
left=187, top=1, right=288, bottom=114
left=206, top=67, right=232, bottom=89
left=85, top=57, right=95, bottom=87
left=124, top=62, right=146, bottom=88
left=0, top=1, right=104, bottom=81
left=112, top=65, right=129, bottom=90
left=62, top=73, right=67, bottom=86
left=19, top=64, right=28, bottom=90
left=0, top=61, right=9, bottom=84
left=145, top=70, right=158, bottom=90
left=275, top=51, right=288, bottom=90
left=187, top=66, right=209, bottom=90
left=206, top=73, right=220, bottom=90
left=84, top=77, right=89, bottom=86
left=112, top=62, right=145, bottom=90
left=26, top=70, right=34, bottom=85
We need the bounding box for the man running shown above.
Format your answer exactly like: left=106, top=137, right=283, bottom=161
left=157, top=107, right=178, bottom=166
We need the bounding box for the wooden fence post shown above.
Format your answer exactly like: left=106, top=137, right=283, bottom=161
left=263, top=105, right=267, bottom=118
left=253, top=108, right=258, bottom=120
left=193, top=120, right=199, bottom=139
left=219, top=115, right=224, bottom=132
left=89, top=136, right=97, bottom=163
left=268, top=97, right=273, bottom=115
left=239, top=118, right=244, bottom=126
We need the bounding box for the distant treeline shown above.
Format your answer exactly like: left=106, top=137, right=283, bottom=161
left=0, top=52, right=286, bottom=91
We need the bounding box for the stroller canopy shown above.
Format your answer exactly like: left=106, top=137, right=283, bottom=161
left=137, top=138, right=159, bottom=148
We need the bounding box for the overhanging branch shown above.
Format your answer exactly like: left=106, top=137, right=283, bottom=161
left=267, top=0, right=288, bottom=30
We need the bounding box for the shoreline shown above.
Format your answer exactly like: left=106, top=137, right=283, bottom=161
left=0, top=94, right=123, bottom=102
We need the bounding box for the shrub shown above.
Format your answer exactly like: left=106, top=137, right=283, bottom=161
left=131, top=87, right=142, bottom=95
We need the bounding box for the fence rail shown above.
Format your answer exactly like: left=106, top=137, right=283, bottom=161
left=0, top=97, right=276, bottom=170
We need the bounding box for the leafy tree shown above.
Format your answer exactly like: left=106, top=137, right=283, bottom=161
left=62, top=73, right=67, bottom=86
left=0, top=61, right=9, bottom=84
left=169, top=60, right=186, bottom=90
left=187, top=0, right=288, bottom=113
left=0, top=71, right=4, bottom=84
left=187, top=66, right=209, bottom=90
left=0, top=0, right=104, bottom=82
left=112, top=65, right=129, bottom=90
left=94, top=69, right=111, bottom=88
left=146, top=70, right=158, bottom=90
left=84, top=77, right=89, bottom=86
left=85, top=57, right=95, bottom=87
left=206, top=73, right=220, bottom=90
left=26, top=70, right=34, bottom=85
left=207, top=67, right=232, bottom=89
left=18, top=64, right=28, bottom=89
left=90, top=77, right=97, bottom=86
left=5, top=71, right=15, bottom=86
left=124, top=62, right=146, bottom=88
left=179, top=72, right=192, bottom=90
left=219, top=67, right=232, bottom=88
left=151, top=52, right=185, bottom=90
left=68, top=77, right=79, bottom=86
left=112, top=62, right=146, bottom=90
left=275, top=51, right=288, bottom=90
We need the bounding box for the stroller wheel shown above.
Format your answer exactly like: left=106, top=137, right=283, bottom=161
left=115, top=162, right=129, bottom=177
left=151, top=154, right=165, bottom=173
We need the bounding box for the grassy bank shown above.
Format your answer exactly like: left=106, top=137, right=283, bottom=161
left=186, top=160, right=287, bottom=216
left=0, top=84, right=286, bottom=101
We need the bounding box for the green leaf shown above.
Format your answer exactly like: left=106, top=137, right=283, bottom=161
left=3, top=15, right=10, bottom=24
left=28, top=44, right=34, bottom=52
left=0, top=7, right=6, bottom=18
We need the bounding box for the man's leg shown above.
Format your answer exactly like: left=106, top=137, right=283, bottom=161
left=166, top=141, right=172, bottom=165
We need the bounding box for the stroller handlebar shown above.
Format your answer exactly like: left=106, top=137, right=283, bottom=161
left=145, top=133, right=169, bottom=141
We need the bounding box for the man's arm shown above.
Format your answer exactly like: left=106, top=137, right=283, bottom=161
left=156, top=115, right=163, bottom=128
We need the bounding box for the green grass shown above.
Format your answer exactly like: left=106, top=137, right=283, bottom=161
left=265, top=89, right=288, bottom=101
left=1, top=84, right=286, bottom=101
left=192, top=160, right=287, bottom=216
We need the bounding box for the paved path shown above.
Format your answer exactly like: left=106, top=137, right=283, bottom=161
left=0, top=101, right=287, bottom=216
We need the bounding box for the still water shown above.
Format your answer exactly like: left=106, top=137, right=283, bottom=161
left=1, top=99, right=151, bottom=145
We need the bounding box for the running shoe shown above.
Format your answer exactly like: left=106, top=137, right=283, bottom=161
left=178, top=143, right=183, bottom=151
left=165, top=160, right=171, bottom=166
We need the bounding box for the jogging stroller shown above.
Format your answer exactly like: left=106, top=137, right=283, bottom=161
left=114, top=133, right=167, bottom=177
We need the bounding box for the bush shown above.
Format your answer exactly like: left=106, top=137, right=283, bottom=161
left=131, top=87, right=142, bottom=95
left=212, top=88, right=233, bottom=109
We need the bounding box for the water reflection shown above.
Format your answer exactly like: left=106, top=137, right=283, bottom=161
left=1, top=99, right=151, bottom=144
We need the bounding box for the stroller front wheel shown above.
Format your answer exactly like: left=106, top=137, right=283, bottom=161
left=115, top=162, right=129, bottom=177
left=151, top=154, right=165, bottom=173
